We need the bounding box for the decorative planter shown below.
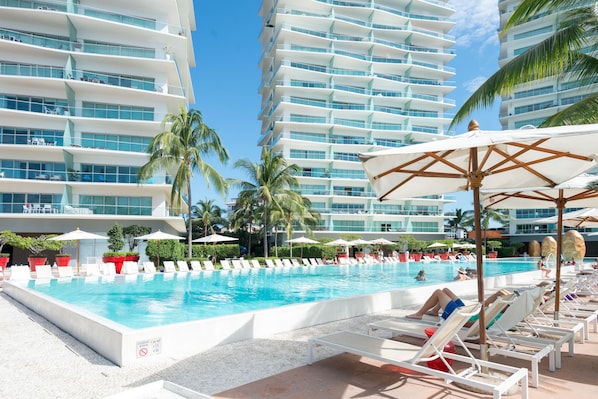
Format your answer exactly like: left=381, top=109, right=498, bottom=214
left=28, top=257, right=47, bottom=272
left=488, top=251, right=498, bottom=259
left=398, top=253, right=407, bottom=262
left=412, top=253, right=423, bottom=262
left=355, top=253, right=364, bottom=259
left=0, top=256, right=9, bottom=271
left=439, top=253, right=449, bottom=261
left=424, top=327, right=456, bottom=372
left=103, top=256, right=125, bottom=274
left=125, top=255, right=140, bottom=262
left=55, top=256, right=71, bottom=267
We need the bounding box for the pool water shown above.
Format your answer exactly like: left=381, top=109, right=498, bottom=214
left=26, top=259, right=537, bottom=329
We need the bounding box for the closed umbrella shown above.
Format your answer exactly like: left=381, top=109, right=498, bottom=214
left=286, top=236, right=319, bottom=257
left=482, top=174, right=598, bottom=314
left=48, top=228, right=108, bottom=275
left=135, top=230, right=183, bottom=268
left=360, top=120, right=598, bottom=352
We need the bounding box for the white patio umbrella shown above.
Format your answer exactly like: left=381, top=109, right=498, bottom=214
left=427, top=242, right=447, bottom=248
left=135, top=230, right=183, bottom=268
left=482, top=174, right=598, bottom=314
left=286, top=236, right=319, bottom=257
left=325, top=238, right=351, bottom=246
left=535, top=207, right=598, bottom=228
left=370, top=238, right=394, bottom=245
left=192, top=233, right=238, bottom=261
left=348, top=239, right=372, bottom=246
left=360, top=121, right=598, bottom=350
left=48, top=227, right=108, bottom=275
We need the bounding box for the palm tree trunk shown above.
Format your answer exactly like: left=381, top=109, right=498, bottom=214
left=263, top=204, right=268, bottom=258
left=247, top=223, right=252, bottom=257
left=187, top=183, right=192, bottom=258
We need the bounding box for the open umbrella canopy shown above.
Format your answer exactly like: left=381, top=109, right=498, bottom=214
left=360, top=121, right=598, bottom=348
left=454, top=243, right=476, bottom=249
left=135, top=230, right=184, bottom=241
left=325, top=239, right=352, bottom=246
left=535, top=207, right=598, bottom=228
left=192, top=233, right=238, bottom=243
left=370, top=238, right=394, bottom=245
left=427, top=242, right=447, bottom=248
left=348, top=239, right=372, bottom=246
left=48, top=228, right=108, bottom=274
left=286, top=236, right=319, bottom=244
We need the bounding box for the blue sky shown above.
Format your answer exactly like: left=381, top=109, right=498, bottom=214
left=190, top=0, right=502, bottom=212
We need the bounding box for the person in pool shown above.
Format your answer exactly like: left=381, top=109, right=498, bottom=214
left=454, top=267, right=470, bottom=281
left=415, top=269, right=426, bottom=281
left=406, top=287, right=511, bottom=320
left=537, top=255, right=551, bottom=278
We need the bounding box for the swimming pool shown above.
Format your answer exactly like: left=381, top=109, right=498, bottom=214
left=23, top=259, right=537, bottom=329
left=6, top=259, right=551, bottom=366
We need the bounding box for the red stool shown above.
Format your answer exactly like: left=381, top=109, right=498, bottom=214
left=424, top=327, right=456, bottom=372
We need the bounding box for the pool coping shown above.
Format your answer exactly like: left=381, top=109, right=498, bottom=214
left=2, top=268, right=546, bottom=366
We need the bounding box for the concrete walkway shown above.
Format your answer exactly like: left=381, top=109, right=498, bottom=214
left=1, top=274, right=596, bottom=399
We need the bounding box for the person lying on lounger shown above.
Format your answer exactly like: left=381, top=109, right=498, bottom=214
left=406, top=287, right=512, bottom=320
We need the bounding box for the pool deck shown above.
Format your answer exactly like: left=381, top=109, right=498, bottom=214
left=1, top=269, right=597, bottom=399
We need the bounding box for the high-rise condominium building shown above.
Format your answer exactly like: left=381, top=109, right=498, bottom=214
left=258, top=0, right=456, bottom=240
left=0, top=1, right=195, bottom=258
left=497, top=0, right=598, bottom=245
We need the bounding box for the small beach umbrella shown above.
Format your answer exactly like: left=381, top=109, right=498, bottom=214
left=359, top=120, right=598, bottom=351
left=325, top=238, right=351, bottom=246
left=370, top=238, right=394, bottom=245
left=286, top=236, right=319, bottom=257
left=192, top=233, right=238, bottom=260
left=134, top=230, right=183, bottom=268
left=48, top=228, right=108, bottom=275
left=348, top=239, right=372, bottom=246
left=482, top=174, right=598, bottom=314
left=427, top=242, right=447, bottom=248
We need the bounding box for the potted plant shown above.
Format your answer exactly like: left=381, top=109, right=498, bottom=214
left=487, top=241, right=502, bottom=258
left=0, top=230, right=18, bottom=271
left=103, top=223, right=126, bottom=273
left=13, top=234, right=62, bottom=271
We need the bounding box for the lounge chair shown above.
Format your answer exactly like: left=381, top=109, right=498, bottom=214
left=309, top=303, right=528, bottom=399
left=9, top=265, right=31, bottom=280
left=250, top=260, right=261, bottom=269
left=176, top=260, right=190, bottom=272
left=143, top=261, right=157, bottom=273
left=308, top=258, right=318, bottom=266
left=35, top=265, right=53, bottom=279
left=316, top=258, right=324, bottom=265
left=58, top=266, right=73, bottom=278
left=291, top=258, right=302, bottom=267
left=274, top=259, right=285, bottom=268
left=302, top=258, right=311, bottom=266
left=282, top=259, right=293, bottom=268
left=83, top=263, right=100, bottom=276
left=122, top=261, right=139, bottom=275
left=189, top=260, right=202, bottom=271
left=368, top=293, right=554, bottom=388
left=220, top=260, right=231, bottom=270
left=265, top=259, right=275, bottom=268
left=203, top=260, right=215, bottom=271
left=231, top=259, right=242, bottom=269
left=241, top=259, right=252, bottom=269
left=163, top=261, right=176, bottom=273
left=101, top=262, right=116, bottom=276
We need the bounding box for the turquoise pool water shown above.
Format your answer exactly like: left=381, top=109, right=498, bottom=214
left=26, top=259, right=537, bottom=329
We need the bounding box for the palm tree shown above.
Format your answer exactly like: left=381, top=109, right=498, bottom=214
left=232, top=147, right=300, bottom=258
left=446, top=208, right=468, bottom=239
left=138, top=107, right=229, bottom=257
left=270, top=193, right=320, bottom=255
left=451, top=1, right=597, bottom=129
left=463, top=207, right=510, bottom=249
left=229, top=196, right=262, bottom=257
left=192, top=198, right=227, bottom=238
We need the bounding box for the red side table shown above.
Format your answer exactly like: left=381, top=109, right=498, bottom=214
left=424, top=327, right=456, bottom=372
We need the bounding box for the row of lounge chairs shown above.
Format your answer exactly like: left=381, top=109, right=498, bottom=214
left=307, top=271, right=598, bottom=396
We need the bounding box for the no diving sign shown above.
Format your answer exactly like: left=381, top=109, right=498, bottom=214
left=136, top=337, right=162, bottom=358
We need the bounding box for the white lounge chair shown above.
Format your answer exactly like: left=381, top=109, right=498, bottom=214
left=308, top=258, right=318, bottom=266
left=58, top=266, right=73, bottom=278
left=290, top=258, right=301, bottom=267
left=309, top=303, right=528, bottom=399
left=163, top=261, right=176, bottom=273
left=274, top=259, right=285, bottom=268
left=203, top=260, right=215, bottom=271
left=101, top=262, right=116, bottom=276
left=176, top=260, right=190, bottom=272
left=241, top=259, right=252, bottom=269
left=189, top=260, right=202, bottom=271
left=83, top=263, right=100, bottom=276
left=250, top=260, right=261, bottom=269
left=282, top=259, right=293, bottom=268
left=220, top=260, right=231, bottom=270
left=265, top=259, right=275, bottom=268
left=35, top=265, right=53, bottom=279
left=143, top=261, right=157, bottom=274
left=302, top=258, right=311, bottom=266
left=368, top=293, right=554, bottom=387
left=122, top=261, right=139, bottom=275
left=9, top=265, right=31, bottom=280
left=231, top=259, right=242, bottom=269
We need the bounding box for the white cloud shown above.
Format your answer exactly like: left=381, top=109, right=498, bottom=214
left=448, top=0, right=500, bottom=48
left=463, top=76, right=488, bottom=93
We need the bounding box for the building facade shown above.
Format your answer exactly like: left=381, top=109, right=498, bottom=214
left=0, top=1, right=195, bottom=260
left=497, top=0, right=598, bottom=251
left=258, top=0, right=456, bottom=241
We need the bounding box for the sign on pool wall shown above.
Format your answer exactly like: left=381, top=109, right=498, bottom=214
left=136, top=337, right=162, bottom=358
